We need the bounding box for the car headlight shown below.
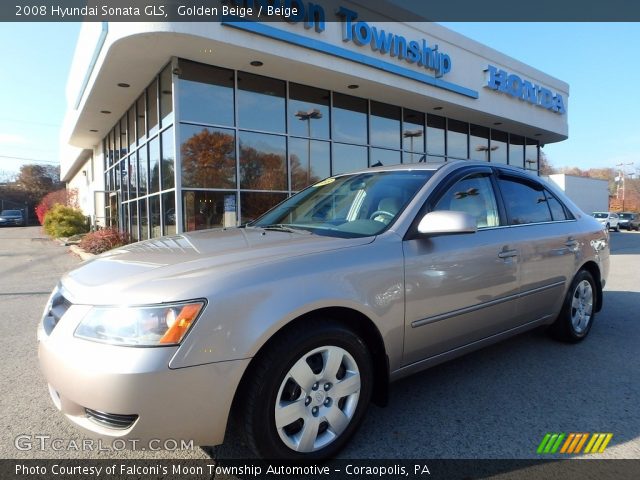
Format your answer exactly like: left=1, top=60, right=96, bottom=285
left=74, top=301, right=205, bottom=347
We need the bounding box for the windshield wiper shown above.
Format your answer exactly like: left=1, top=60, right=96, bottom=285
left=260, top=224, right=313, bottom=234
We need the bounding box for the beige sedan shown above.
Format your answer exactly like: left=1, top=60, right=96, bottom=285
left=38, top=161, right=609, bottom=460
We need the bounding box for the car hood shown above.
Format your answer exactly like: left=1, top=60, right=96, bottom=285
left=61, top=227, right=373, bottom=305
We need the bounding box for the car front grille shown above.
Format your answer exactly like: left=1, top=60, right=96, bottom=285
left=85, top=408, right=138, bottom=429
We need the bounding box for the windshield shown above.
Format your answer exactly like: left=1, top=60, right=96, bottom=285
left=619, top=213, right=634, bottom=219
left=250, top=170, right=434, bottom=238
left=592, top=212, right=608, bottom=219
left=1, top=210, right=21, bottom=216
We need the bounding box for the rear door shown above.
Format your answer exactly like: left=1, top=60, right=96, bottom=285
left=494, top=172, right=579, bottom=325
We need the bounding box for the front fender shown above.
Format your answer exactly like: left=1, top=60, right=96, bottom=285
left=169, top=237, right=405, bottom=370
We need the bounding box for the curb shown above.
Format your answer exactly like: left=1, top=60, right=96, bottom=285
left=69, top=245, right=95, bottom=261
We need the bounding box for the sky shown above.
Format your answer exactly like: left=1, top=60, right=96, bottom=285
left=0, top=22, right=638, bottom=180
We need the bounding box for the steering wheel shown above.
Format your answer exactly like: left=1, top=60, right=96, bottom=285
left=369, top=210, right=395, bottom=222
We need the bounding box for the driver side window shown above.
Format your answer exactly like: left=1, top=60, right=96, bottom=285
left=433, top=174, right=500, bottom=228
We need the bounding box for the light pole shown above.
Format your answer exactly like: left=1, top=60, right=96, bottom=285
left=616, top=162, right=634, bottom=211
left=403, top=129, right=423, bottom=163
left=295, top=109, right=322, bottom=185
left=475, top=144, right=498, bottom=163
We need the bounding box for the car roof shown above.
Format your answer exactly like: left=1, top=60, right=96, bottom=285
left=342, top=160, right=541, bottom=177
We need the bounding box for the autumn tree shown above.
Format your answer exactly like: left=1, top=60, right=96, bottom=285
left=181, top=129, right=236, bottom=189
left=16, top=164, right=62, bottom=203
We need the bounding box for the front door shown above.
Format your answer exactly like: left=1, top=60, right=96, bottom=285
left=402, top=170, right=520, bottom=365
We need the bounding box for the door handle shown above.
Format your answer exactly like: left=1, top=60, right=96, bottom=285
left=565, top=239, right=579, bottom=248
left=498, top=249, right=518, bottom=259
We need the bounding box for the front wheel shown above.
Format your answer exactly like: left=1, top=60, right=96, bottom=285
left=240, top=320, right=373, bottom=460
left=550, top=270, right=597, bottom=343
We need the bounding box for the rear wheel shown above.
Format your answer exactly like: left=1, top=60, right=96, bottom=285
left=550, top=270, right=597, bottom=342
left=240, top=320, right=373, bottom=460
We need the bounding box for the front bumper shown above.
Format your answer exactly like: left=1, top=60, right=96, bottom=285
left=37, top=306, right=250, bottom=447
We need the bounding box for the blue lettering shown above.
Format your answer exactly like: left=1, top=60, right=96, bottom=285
left=485, top=65, right=565, bottom=114
left=305, top=2, right=325, bottom=32
left=336, top=7, right=357, bottom=42
left=407, top=40, right=420, bottom=64
left=440, top=54, right=452, bottom=75
left=554, top=95, right=566, bottom=114
left=391, top=35, right=407, bottom=60
left=522, top=80, right=537, bottom=104
left=538, top=87, right=554, bottom=109
left=370, top=27, right=393, bottom=54
left=353, top=21, right=371, bottom=46
left=507, top=74, right=523, bottom=98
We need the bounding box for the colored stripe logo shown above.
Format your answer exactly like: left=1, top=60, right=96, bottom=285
left=537, top=433, right=613, bottom=454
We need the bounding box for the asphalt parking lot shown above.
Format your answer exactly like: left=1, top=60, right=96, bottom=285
left=1, top=226, right=639, bottom=461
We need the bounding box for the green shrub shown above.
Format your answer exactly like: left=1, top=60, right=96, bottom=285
left=43, top=205, right=88, bottom=238
left=79, top=228, right=130, bottom=255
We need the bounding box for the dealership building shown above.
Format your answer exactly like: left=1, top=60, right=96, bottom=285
left=60, top=3, right=569, bottom=239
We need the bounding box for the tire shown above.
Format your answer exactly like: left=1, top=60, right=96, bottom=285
left=605, top=223, right=610, bottom=231
left=614, top=224, right=619, bottom=232
left=550, top=270, right=597, bottom=343
left=240, top=320, right=373, bottom=460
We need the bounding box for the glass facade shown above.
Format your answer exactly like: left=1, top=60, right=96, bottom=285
left=103, top=58, right=540, bottom=239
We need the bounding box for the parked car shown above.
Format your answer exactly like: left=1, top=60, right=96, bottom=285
left=38, top=162, right=609, bottom=460
left=0, top=209, right=25, bottom=226
left=617, top=212, right=640, bottom=231
left=592, top=211, right=619, bottom=231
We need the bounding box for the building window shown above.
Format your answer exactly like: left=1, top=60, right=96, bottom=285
left=370, top=101, right=400, bottom=149
left=147, top=78, right=159, bottom=137
left=240, top=192, right=286, bottom=224
left=288, top=83, right=330, bottom=139
left=148, top=136, right=161, bottom=194
left=237, top=71, right=286, bottom=133
left=149, top=195, right=161, bottom=238
left=509, top=134, right=525, bottom=168
left=370, top=148, right=401, bottom=167
left=289, top=138, right=330, bottom=191
left=161, top=127, right=175, bottom=190
left=239, top=131, right=287, bottom=191
left=160, top=64, right=173, bottom=127
left=490, top=130, right=508, bottom=164
left=333, top=143, right=367, bottom=175
left=469, top=124, right=490, bottom=161
left=426, top=114, right=445, bottom=156
left=525, top=139, right=539, bottom=173
left=402, top=109, right=425, bottom=154
left=183, top=190, right=237, bottom=231
left=178, top=60, right=234, bottom=127
left=180, top=125, right=236, bottom=189
left=332, top=93, right=367, bottom=144
left=162, top=191, right=176, bottom=235
left=447, top=119, right=468, bottom=159
left=136, top=93, right=146, bottom=144
left=138, top=144, right=148, bottom=197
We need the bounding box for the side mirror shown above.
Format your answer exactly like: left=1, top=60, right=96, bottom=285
left=417, top=210, right=477, bottom=235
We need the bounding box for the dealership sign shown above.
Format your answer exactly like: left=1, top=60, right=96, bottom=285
left=485, top=65, right=566, bottom=114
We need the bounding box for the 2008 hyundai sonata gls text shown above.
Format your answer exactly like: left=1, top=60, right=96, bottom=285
left=38, top=162, right=609, bottom=459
